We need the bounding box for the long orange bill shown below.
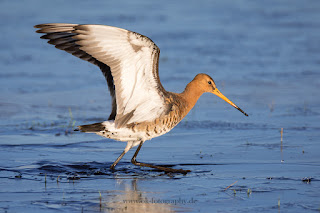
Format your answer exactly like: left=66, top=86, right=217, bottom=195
left=212, top=88, right=248, bottom=116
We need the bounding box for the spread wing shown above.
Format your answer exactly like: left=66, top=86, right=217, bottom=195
left=35, top=23, right=168, bottom=127
left=35, top=23, right=117, bottom=120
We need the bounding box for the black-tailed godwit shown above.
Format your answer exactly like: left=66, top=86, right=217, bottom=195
left=35, top=23, right=248, bottom=174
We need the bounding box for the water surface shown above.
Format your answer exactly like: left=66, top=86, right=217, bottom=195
left=1, top=0, right=320, bottom=212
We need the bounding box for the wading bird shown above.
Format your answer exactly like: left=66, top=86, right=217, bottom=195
left=35, top=23, right=248, bottom=174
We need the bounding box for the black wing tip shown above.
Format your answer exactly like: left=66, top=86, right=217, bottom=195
left=34, top=24, right=45, bottom=29
left=34, top=23, right=54, bottom=29
left=34, top=23, right=79, bottom=34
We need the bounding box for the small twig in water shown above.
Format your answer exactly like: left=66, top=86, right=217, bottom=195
left=268, top=100, right=275, bottom=113
left=224, top=181, right=238, bottom=191
left=99, top=191, right=102, bottom=210
left=280, top=128, right=284, bottom=162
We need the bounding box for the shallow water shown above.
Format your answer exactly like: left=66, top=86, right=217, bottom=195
left=1, top=0, right=320, bottom=212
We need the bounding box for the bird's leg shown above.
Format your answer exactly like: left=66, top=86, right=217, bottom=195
left=110, top=150, right=126, bottom=170
left=131, top=141, right=191, bottom=174
left=110, top=141, right=134, bottom=170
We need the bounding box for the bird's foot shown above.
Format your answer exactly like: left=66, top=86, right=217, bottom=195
left=163, top=168, right=191, bottom=175
left=131, top=159, right=191, bottom=174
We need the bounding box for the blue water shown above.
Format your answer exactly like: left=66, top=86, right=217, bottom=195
left=1, top=0, right=320, bottom=212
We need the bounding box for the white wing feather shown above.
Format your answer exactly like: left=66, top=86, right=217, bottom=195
left=73, top=25, right=167, bottom=127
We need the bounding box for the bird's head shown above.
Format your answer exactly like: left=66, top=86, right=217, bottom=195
left=194, top=73, right=248, bottom=116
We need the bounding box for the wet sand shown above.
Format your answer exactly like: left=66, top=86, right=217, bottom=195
left=1, top=0, right=320, bottom=212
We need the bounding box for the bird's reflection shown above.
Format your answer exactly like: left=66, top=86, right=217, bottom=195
left=104, top=179, right=175, bottom=213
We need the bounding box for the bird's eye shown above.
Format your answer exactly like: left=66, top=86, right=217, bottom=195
left=208, top=81, right=212, bottom=85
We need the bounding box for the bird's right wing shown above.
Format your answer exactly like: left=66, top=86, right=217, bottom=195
left=35, top=24, right=169, bottom=128
left=35, top=23, right=117, bottom=120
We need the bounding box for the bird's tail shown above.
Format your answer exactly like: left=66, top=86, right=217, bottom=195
left=76, top=122, right=105, bottom=133
left=75, top=121, right=134, bottom=142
